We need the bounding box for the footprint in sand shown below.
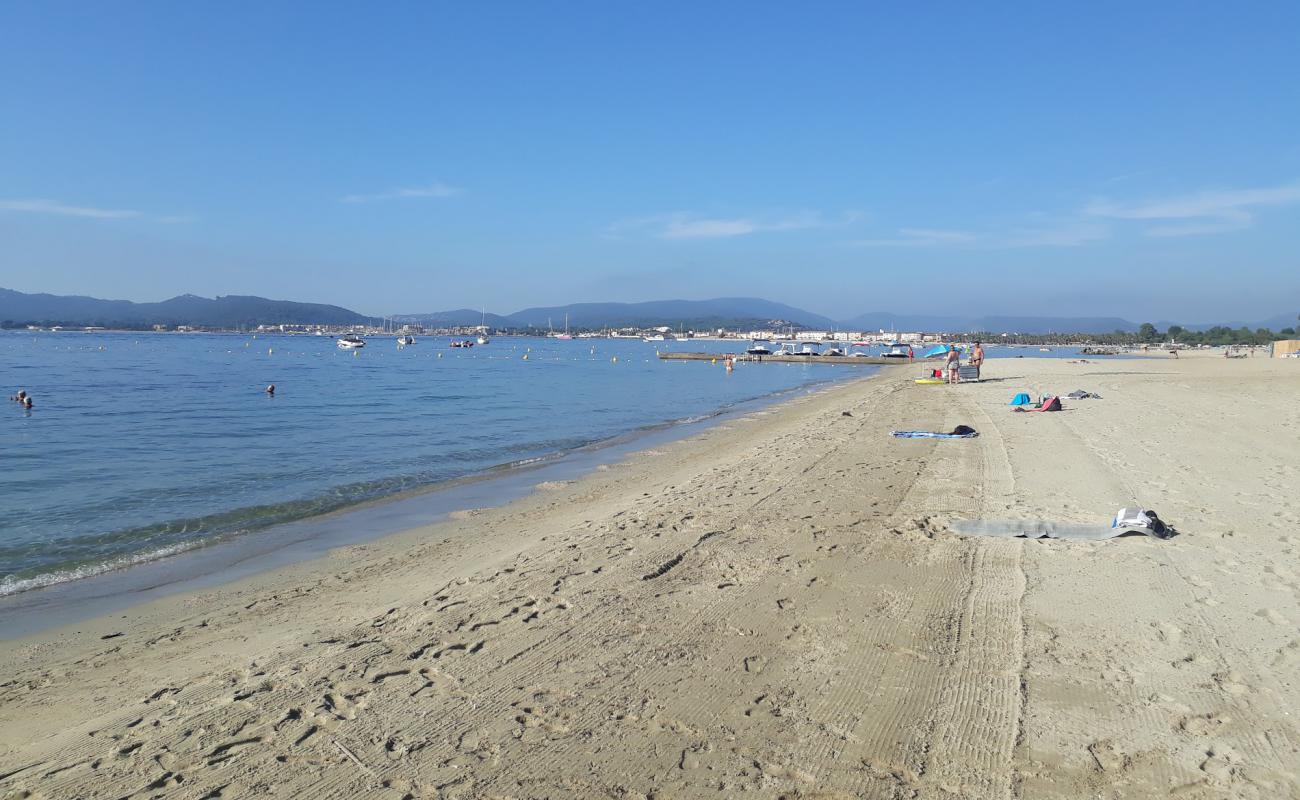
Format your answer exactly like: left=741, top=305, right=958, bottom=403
left=1255, top=608, right=1287, bottom=625
left=1154, top=621, right=1183, bottom=646
left=1211, top=671, right=1252, bottom=697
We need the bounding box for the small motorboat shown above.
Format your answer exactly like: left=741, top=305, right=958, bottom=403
left=396, top=335, right=415, bottom=346
left=746, top=341, right=773, bottom=355
left=823, top=345, right=847, bottom=357
left=476, top=335, right=490, bottom=345
left=450, top=340, right=474, bottom=348
left=337, top=335, right=366, bottom=349
left=880, top=342, right=912, bottom=359
left=778, top=342, right=821, bottom=356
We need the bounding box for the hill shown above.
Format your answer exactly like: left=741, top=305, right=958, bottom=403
left=0, top=289, right=370, bottom=329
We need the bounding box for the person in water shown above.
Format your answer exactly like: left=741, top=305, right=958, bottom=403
left=265, top=384, right=276, bottom=396
left=22, top=396, right=33, bottom=410
left=10, top=389, right=26, bottom=403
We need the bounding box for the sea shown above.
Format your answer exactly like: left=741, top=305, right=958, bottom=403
left=1, top=332, right=866, bottom=599
left=1, top=332, right=1107, bottom=607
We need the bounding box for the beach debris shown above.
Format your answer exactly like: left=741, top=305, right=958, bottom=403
left=841, top=410, right=853, bottom=417
left=333, top=739, right=375, bottom=777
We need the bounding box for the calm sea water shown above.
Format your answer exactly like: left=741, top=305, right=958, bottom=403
left=2, top=332, right=869, bottom=595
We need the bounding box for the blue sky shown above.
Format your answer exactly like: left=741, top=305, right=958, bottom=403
left=2, top=1, right=1298, bottom=322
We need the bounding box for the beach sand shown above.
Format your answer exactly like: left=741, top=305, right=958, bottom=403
left=1, top=354, right=1297, bottom=798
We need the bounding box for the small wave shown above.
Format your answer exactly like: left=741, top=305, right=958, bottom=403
left=0, top=540, right=206, bottom=597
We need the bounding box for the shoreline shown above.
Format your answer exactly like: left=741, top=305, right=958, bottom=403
left=2, top=354, right=1296, bottom=798
left=0, top=370, right=867, bottom=639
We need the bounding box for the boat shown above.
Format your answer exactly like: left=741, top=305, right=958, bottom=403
left=554, top=313, right=573, bottom=340
left=450, top=340, right=474, bottom=348
left=880, top=342, right=912, bottom=359
left=778, top=342, right=821, bottom=356
left=337, top=335, right=365, bottom=349
left=644, top=333, right=667, bottom=342
left=823, top=344, right=848, bottom=356
left=476, top=335, right=490, bottom=345
left=396, top=335, right=415, bottom=346
left=745, top=341, right=773, bottom=355
left=476, top=308, right=490, bottom=345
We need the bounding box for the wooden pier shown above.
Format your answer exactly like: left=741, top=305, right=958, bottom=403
left=657, top=351, right=901, bottom=365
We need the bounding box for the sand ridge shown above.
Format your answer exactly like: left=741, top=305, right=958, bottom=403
left=1, top=354, right=1297, bottom=798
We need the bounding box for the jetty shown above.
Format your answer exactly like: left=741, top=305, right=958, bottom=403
left=658, top=351, right=900, bottom=365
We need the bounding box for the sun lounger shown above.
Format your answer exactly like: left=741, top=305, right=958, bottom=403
left=957, top=365, right=980, bottom=381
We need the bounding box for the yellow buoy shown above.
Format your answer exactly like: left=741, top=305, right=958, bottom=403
left=711, top=358, right=716, bottom=364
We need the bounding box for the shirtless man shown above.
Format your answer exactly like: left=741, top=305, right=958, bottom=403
left=971, top=341, right=985, bottom=377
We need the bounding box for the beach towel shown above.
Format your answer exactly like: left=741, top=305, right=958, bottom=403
left=949, top=520, right=1166, bottom=540
left=891, top=426, right=979, bottom=439
left=1010, top=392, right=1031, bottom=405
left=1012, top=395, right=1062, bottom=412
left=1066, top=390, right=1102, bottom=399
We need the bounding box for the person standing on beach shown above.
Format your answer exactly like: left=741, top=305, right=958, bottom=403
left=971, top=341, right=985, bottom=377
left=946, top=346, right=961, bottom=384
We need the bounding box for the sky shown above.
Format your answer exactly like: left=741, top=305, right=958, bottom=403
left=2, top=1, right=1298, bottom=323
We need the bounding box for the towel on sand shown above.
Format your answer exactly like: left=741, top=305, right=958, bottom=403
left=892, top=426, right=978, bottom=439
left=950, top=520, right=1168, bottom=540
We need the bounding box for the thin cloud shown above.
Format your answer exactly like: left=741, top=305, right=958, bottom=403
left=850, top=228, right=979, bottom=247
left=1085, top=181, right=1300, bottom=237
left=340, top=182, right=461, bottom=203
left=0, top=199, right=144, bottom=219
left=850, top=222, right=1107, bottom=249
left=662, top=218, right=758, bottom=239
left=610, top=211, right=858, bottom=240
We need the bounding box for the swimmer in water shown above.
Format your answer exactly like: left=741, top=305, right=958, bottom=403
left=22, top=396, right=33, bottom=410
left=265, top=384, right=276, bottom=396
left=10, top=389, right=26, bottom=403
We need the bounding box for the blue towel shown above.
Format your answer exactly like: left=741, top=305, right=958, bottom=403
left=1010, top=392, right=1031, bottom=405
left=891, top=430, right=979, bottom=439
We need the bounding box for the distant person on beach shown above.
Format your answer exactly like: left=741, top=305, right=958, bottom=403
left=946, top=347, right=961, bottom=384
left=908, top=345, right=914, bottom=361
left=971, top=341, right=985, bottom=378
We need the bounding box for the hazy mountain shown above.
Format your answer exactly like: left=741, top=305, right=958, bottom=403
left=0, top=288, right=369, bottom=328
left=840, top=312, right=1140, bottom=334
left=504, top=298, right=836, bottom=329
left=391, top=309, right=514, bottom=327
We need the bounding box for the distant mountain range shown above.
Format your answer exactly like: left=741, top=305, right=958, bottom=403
left=0, top=289, right=370, bottom=328
left=2, top=288, right=1293, bottom=334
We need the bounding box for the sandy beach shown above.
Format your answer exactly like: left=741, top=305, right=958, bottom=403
left=2, top=353, right=1297, bottom=799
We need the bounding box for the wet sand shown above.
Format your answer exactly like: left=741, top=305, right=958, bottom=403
left=1, top=354, right=1297, bottom=798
